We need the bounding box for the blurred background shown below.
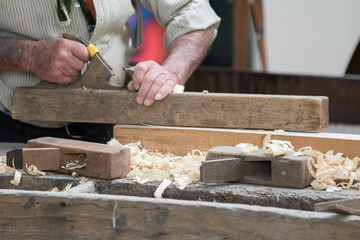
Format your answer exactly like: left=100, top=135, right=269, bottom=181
left=128, top=0, right=360, bottom=76
left=128, top=0, right=360, bottom=130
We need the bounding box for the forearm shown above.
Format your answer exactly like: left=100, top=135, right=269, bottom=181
left=161, top=24, right=217, bottom=85
left=0, top=38, right=33, bottom=73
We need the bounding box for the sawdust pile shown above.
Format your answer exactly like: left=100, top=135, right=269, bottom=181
left=108, top=138, right=205, bottom=198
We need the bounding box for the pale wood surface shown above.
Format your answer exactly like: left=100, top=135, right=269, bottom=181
left=11, top=88, right=328, bottom=131
left=114, top=125, right=360, bottom=158
left=0, top=189, right=359, bottom=240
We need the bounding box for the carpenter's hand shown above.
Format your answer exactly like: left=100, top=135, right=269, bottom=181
left=29, top=38, right=89, bottom=85
left=127, top=60, right=179, bottom=106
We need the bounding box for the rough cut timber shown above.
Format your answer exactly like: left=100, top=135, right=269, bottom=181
left=11, top=88, right=328, bottom=131
left=0, top=189, right=359, bottom=240
left=114, top=125, right=360, bottom=158
left=187, top=66, right=360, bottom=123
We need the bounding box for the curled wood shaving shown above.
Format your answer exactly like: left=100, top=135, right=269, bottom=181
left=0, top=156, right=5, bottom=175
left=48, top=183, right=73, bottom=192
left=262, top=133, right=295, bottom=156
left=61, top=160, right=86, bottom=170
left=305, top=148, right=360, bottom=191
left=25, top=164, right=46, bottom=176
left=154, top=179, right=172, bottom=198
left=10, top=170, right=21, bottom=186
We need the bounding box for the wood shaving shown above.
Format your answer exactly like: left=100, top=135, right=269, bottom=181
left=108, top=139, right=205, bottom=195
left=10, top=170, right=21, bottom=186
left=0, top=156, right=5, bottom=175
left=173, top=84, right=185, bottom=93
left=262, top=133, right=295, bottom=156
left=154, top=179, right=172, bottom=198
left=79, top=177, right=88, bottom=184
left=25, top=164, right=46, bottom=176
left=304, top=148, right=360, bottom=191
left=235, top=143, right=259, bottom=153
left=61, top=160, right=86, bottom=170
left=48, top=183, right=73, bottom=192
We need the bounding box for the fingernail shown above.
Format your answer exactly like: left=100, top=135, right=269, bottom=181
left=155, top=93, right=162, bottom=100
left=144, top=99, right=151, bottom=106
left=136, top=97, right=143, bottom=104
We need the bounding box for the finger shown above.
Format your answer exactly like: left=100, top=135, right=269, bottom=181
left=142, top=74, right=169, bottom=106
left=65, top=56, right=85, bottom=71
left=132, top=62, right=152, bottom=90
left=58, top=61, right=79, bottom=78
left=136, top=69, right=162, bottom=105
left=71, top=42, right=90, bottom=63
left=154, top=80, right=178, bottom=101
left=127, top=80, right=135, bottom=91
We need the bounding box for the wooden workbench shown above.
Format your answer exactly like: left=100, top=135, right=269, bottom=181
left=2, top=125, right=360, bottom=239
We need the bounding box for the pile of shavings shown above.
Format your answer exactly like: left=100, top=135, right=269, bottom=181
left=107, top=138, right=205, bottom=198
left=237, top=132, right=360, bottom=192
left=305, top=149, right=360, bottom=192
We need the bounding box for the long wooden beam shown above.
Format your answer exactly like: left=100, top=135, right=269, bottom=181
left=114, top=125, right=360, bottom=158
left=187, top=67, right=360, bottom=123
left=11, top=88, right=328, bottom=131
left=0, top=189, right=359, bottom=239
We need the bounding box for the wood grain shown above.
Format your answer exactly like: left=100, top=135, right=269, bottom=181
left=11, top=88, right=328, bottom=131
left=0, top=189, right=359, bottom=239
left=114, top=125, right=360, bottom=158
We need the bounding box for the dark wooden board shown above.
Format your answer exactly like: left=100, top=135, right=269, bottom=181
left=11, top=88, right=328, bottom=131
left=0, top=189, right=360, bottom=239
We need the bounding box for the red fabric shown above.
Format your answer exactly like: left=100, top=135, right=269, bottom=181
left=130, top=17, right=167, bottom=64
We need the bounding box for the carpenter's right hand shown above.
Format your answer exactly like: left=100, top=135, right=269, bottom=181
left=29, top=38, right=90, bottom=85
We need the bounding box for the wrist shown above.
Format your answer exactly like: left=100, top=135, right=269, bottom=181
left=0, top=39, right=35, bottom=73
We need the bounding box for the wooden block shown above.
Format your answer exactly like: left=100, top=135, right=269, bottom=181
left=0, top=189, right=359, bottom=239
left=11, top=88, right=329, bottom=131
left=204, top=147, right=314, bottom=188
left=27, top=137, right=130, bottom=180
left=113, top=125, right=360, bottom=158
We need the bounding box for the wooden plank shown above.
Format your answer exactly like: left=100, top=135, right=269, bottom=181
left=0, top=189, right=359, bottom=239
left=114, top=125, right=360, bottom=158
left=233, top=0, right=249, bottom=70
left=1, top=172, right=359, bottom=211
left=186, top=66, right=360, bottom=123
left=11, top=88, right=328, bottom=131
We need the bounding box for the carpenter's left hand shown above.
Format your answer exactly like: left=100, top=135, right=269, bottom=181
left=127, top=60, right=179, bottom=106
